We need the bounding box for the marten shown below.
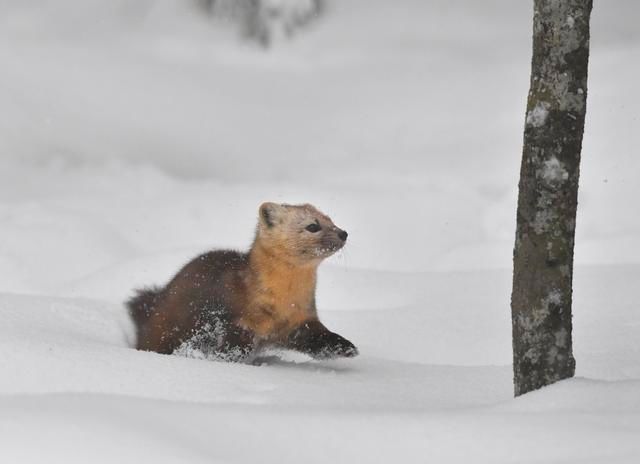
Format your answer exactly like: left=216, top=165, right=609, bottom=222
left=127, top=202, right=358, bottom=362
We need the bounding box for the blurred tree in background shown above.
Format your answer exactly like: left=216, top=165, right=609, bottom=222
left=197, top=0, right=324, bottom=46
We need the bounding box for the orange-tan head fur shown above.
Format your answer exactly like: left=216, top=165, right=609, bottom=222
left=254, top=202, right=348, bottom=266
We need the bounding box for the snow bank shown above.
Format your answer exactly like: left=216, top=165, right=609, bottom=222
left=1, top=269, right=639, bottom=463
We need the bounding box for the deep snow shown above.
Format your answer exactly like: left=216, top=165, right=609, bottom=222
left=1, top=0, right=639, bottom=463
left=2, top=265, right=640, bottom=463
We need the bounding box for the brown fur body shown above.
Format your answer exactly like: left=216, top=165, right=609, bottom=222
left=127, top=203, right=358, bottom=361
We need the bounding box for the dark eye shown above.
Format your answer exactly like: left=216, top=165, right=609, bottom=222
left=305, top=223, right=322, bottom=233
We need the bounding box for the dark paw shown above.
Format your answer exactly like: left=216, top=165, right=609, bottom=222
left=288, top=321, right=359, bottom=360
left=314, top=332, right=359, bottom=360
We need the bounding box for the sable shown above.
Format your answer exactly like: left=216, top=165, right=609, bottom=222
left=127, top=202, right=358, bottom=362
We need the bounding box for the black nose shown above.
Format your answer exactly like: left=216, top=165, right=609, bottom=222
left=337, top=230, right=348, bottom=241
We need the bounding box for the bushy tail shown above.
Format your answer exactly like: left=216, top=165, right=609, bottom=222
left=127, top=287, right=162, bottom=329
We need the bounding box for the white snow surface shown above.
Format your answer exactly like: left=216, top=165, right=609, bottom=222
left=1, top=1, right=639, bottom=463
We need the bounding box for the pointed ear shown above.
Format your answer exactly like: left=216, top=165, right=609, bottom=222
left=259, top=202, right=278, bottom=228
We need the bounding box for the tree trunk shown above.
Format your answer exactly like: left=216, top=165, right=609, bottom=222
left=511, top=0, right=592, bottom=397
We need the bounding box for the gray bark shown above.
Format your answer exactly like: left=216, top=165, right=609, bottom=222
left=511, top=0, right=592, bottom=397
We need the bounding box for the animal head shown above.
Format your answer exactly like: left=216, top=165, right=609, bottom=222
left=256, top=202, right=348, bottom=264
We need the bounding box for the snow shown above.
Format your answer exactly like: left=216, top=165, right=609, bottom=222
left=1, top=0, right=639, bottom=462
left=526, top=101, right=550, bottom=127
left=1, top=267, right=640, bottom=463
left=541, top=156, right=569, bottom=184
